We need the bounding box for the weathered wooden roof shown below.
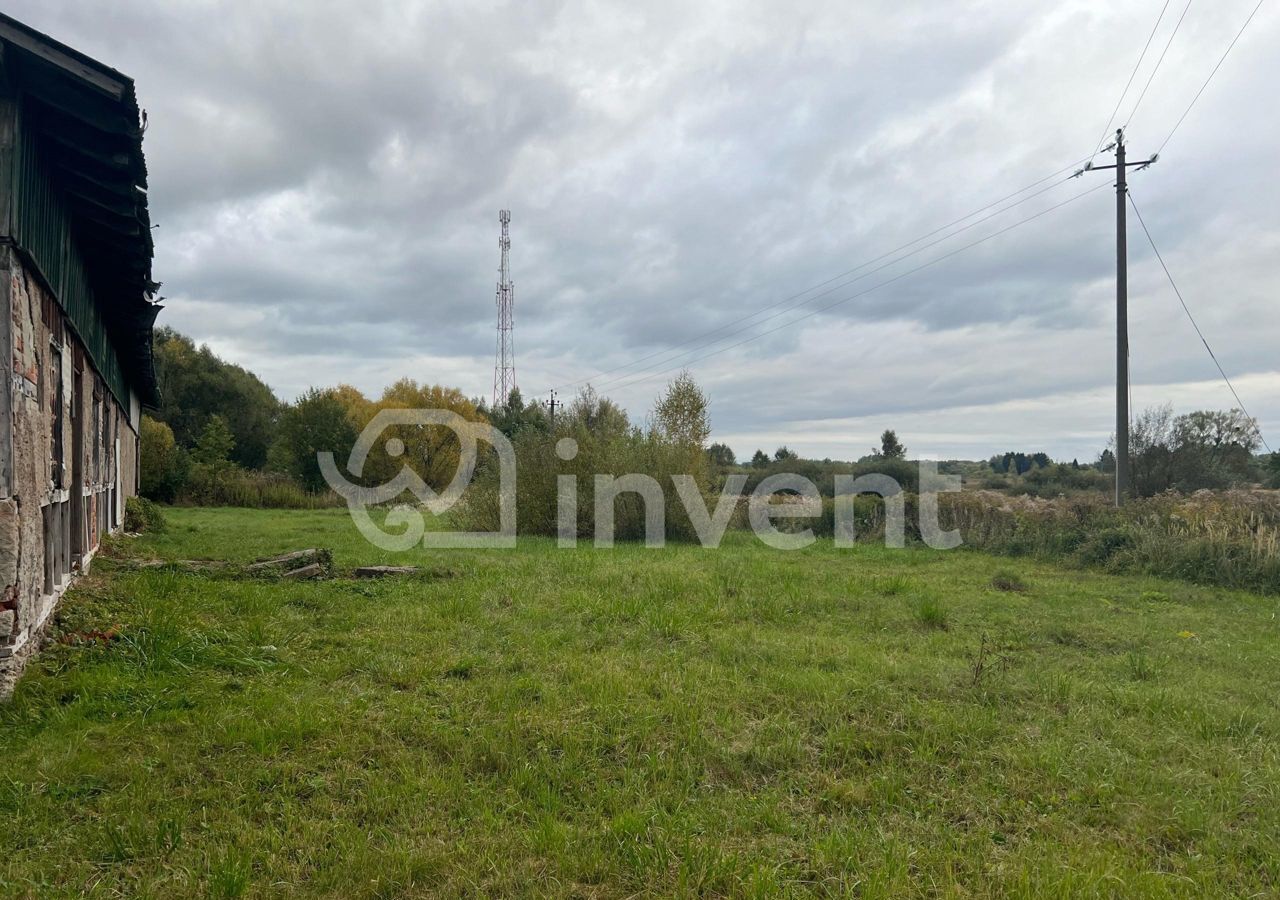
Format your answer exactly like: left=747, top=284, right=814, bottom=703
left=0, top=12, right=160, bottom=405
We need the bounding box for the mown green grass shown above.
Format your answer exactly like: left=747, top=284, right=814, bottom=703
left=2, top=507, right=1280, bottom=897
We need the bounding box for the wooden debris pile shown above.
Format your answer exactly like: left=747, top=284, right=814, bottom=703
left=246, top=548, right=334, bottom=580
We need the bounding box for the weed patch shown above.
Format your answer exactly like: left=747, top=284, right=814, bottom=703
left=990, top=569, right=1029, bottom=592
left=914, top=594, right=948, bottom=630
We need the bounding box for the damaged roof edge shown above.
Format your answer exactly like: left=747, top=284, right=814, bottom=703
left=0, top=13, right=132, bottom=100
left=0, top=11, right=160, bottom=407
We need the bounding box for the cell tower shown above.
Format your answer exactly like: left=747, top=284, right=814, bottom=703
left=492, top=209, right=516, bottom=408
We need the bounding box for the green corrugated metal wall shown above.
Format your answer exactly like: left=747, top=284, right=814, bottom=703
left=10, top=121, right=130, bottom=406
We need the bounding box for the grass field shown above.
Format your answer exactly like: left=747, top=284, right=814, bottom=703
left=3, top=507, right=1280, bottom=897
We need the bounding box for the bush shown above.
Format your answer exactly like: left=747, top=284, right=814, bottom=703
left=124, top=496, right=167, bottom=533
left=457, top=425, right=710, bottom=542
left=177, top=464, right=343, bottom=509
left=457, top=379, right=714, bottom=543
left=141, top=411, right=338, bottom=509
left=140, top=416, right=187, bottom=503
left=1076, top=527, right=1135, bottom=566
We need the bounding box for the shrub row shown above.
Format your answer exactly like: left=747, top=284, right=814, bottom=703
left=170, top=463, right=344, bottom=510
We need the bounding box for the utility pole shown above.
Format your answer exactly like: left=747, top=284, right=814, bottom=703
left=1115, top=133, right=1129, bottom=506
left=547, top=389, right=558, bottom=429
left=1077, top=129, right=1156, bottom=506
left=492, top=209, right=516, bottom=408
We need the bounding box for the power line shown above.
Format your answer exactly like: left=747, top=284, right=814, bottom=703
left=1092, top=0, right=1172, bottom=159
left=545, top=154, right=1094, bottom=394
left=548, top=157, right=1088, bottom=392
left=552, top=0, right=1207, bottom=399
left=602, top=181, right=1111, bottom=396
left=585, top=172, right=1086, bottom=394
left=1124, top=0, right=1195, bottom=127
left=544, top=0, right=1264, bottom=407
left=1156, top=0, right=1267, bottom=156
left=1128, top=191, right=1272, bottom=453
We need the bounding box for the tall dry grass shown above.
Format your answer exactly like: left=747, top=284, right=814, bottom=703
left=941, top=489, right=1280, bottom=593
left=723, top=486, right=1280, bottom=592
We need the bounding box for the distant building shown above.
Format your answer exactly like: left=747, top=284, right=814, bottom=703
left=0, top=14, right=160, bottom=690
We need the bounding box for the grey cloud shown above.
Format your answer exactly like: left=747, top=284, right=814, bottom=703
left=9, top=0, right=1279, bottom=458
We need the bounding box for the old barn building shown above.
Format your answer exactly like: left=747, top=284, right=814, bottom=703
left=0, top=14, right=159, bottom=688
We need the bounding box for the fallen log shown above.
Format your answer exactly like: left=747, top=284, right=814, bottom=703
left=282, top=563, right=326, bottom=580
left=131, top=558, right=228, bottom=571
left=352, top=565, right=420, bottom=578
left=246, top=549, right=327, bottom=572
left=119, top=550, right=344, bottom=581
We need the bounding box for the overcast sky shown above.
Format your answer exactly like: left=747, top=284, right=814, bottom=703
left=16, top=0, right=1280, bottom=461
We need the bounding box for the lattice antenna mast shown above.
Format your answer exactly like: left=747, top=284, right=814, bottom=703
left=492, top=209, right=515, bottom=407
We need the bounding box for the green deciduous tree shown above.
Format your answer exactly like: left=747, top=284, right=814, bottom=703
left=139, top=415, right=186, bottom=503
left=152, top=327, right=281, bottom=469
left=653, top=371, right=711, bottom=448
left=878, top=429, right=906, bottom=460
left=488, top=387, right=549, bottom=438
left=191, top=415, right=236, bottom=466
left=1124, top=405, right=1261, bottom=495
left=272, top=388, right=360, bottom=492
left=653, top=371, right=712, bottom=488
left=568, top=387, right=632, bottom=441
left=1170, top=408, right=1260, bottom=490
left=706, top=443, right=736, bottom=467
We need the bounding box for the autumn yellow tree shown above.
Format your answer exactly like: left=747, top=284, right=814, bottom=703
left=362, top=379, right=487, bottom=490
left=329, top=383, right=376, bottom=433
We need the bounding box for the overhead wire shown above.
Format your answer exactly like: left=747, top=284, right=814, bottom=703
left=541, top=0, right=1269, bottom=410
left=1091, top=0, right=1172, bottom=159
left=1128, top=190, right=1272, bottom=452
left=1156, top=0, right=1267, bottom=155
left=584, top=172, right=1087, bottom=394
left=600, top=181, right=1112, bottom=395
left=1124, top=0, right=1195, bottom=128
left=543, top=154, right=1094, bottom=394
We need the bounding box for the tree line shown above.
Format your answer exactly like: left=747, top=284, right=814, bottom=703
left=139, top=328, right=1278, bottom=506
left=139, top=329, right=716, bottom=513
